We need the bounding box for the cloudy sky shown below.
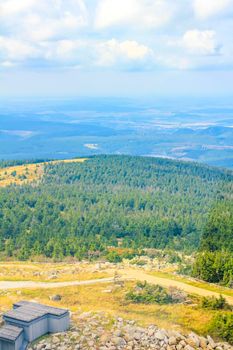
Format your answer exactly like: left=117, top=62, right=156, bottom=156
left=1, top=0, right=233, bottom=97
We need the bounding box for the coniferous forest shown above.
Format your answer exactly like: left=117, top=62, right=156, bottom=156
left=0, top=155, right=232, bottom=283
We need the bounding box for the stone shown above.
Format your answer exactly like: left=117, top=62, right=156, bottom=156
left=168, top=336, right=178, bottom=346
left=26, top=312, right=232, bottom=350
left=50, top=294, right=62, bottom=301
left=112, top=336, right=126, bottom=347
left=207, top=335, right=216, bottom=349
left=184, top=345, right=195, bottom=350
left=154, top=330, right=165, bottom=340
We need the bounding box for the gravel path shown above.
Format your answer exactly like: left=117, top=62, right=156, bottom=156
left=120, top=268, right=233, bottom=305
left=0, top=277, right=114, bottom=290
left=0, top=268, right=232, bottom=305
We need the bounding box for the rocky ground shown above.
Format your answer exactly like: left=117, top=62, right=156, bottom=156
left=29, top=312, right=232, bottom=350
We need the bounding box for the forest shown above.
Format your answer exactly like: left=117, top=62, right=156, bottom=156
left=0, top=155, right=232, bottom=269
left=193, top=201, right=233, bottom=286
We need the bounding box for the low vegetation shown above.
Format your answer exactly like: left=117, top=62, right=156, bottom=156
left=209, top=313, right=233, bottom=344
left=0, top=261, right=109, bottom=282
left=126, top=281, right=187, bottom=305
left=201, top=295, right=231, bottom=310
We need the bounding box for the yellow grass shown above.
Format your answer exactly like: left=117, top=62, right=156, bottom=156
left=0, top=281, right=223, bottom=337
left=0, top=262, right=109, bottom=282
left=0, top=262, right=231, bottom=339
left=149, top=270, right=233, bottom=298
left=0, top=158, right=87, bottom=187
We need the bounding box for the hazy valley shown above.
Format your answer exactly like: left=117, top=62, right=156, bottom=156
left=1, top=98, right=233, bottom=168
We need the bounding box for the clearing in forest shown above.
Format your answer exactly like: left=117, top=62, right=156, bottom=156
left=0, top=158, right=87, bottom=187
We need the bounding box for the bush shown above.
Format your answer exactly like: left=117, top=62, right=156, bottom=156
left=105, top=251, right=123, bottom=263
left=192, top=251, right=233, bottom=286
left=131, top=259, right=147, bottom=266
left=177, top=263, right=192, bottom=276
left=125, top=281, right=186, bottom=305
left=166, top=251, right=182, bottom=264
left=201, top=295, right=231, bottom=310
left=105, top=249, right=143, bottom=263
left=209, top=313, right=233, bottom=344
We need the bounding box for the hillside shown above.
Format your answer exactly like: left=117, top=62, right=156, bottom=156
left=0, top=158, right=86, bottom=187
left=0, top=155, right=232, bottom=259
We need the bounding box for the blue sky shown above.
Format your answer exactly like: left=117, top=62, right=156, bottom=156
left=0, top=0, right=233, bottom=97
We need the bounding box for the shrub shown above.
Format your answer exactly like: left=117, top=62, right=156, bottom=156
left=177, top=263, right=192, bottom=276
left=201, top=295, right=231, bottom=310
left=125, top=281, right=186, bottom=305
left=105, top=251, right=123, bottom=263
left=167, top=251, right=182, bottom=264
left=131, top=259, right=147, bottom=266
left=209, top=313, right=233, bottom=344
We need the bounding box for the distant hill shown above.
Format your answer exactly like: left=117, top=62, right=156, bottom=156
left=1, top=100, right=233, bottom=168
left=0, top=155, right=232, bottom=260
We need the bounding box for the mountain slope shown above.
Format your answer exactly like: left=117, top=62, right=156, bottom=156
left=0, top=155, right=232, bottom=259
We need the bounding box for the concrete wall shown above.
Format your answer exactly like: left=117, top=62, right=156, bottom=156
left=15, top=332, right=24, bottom=350
left=5, top=313, right=69, bottom=343
left=0, top=340, right=15, bottom=350
left=26, top=317, right=49, bottom=342
left=5, top=317, right=49, bottom=343
left=48, top=313, right=70, bottom=333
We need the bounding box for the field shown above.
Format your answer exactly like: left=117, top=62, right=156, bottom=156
left=0, top=261, right=108, bottom=282
left=0, top=158, right=87, bottom=187
left=0, top=261, right=232, bottom=339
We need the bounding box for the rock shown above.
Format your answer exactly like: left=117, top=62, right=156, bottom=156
left=184, top=345, right=195, bottom=350
left=168, top=336, right=178, bottom=346
left=112, top=336, right=126, bottom=347
left=199, top=336, right=208, bottom=349
left=154, top=330, right=165, bottom=340
left=50, top=294, right=62, bottom=301
left=207, top=335, right=216, bottom=349
left=48, top=275, right=58, bottom=280
left=52, top=336, right=60, bottom=344
left=134, top=332, right=141, bottom=340
left=27, top=312, right=232, bottom=350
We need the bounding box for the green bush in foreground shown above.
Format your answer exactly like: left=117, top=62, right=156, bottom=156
left=209, top=313, right=233, bottom=344
left=192, top=251, right=233, bottom=286
left=125, top=281, right=186, bottom=305
left=201, top=295, right=231, bottom=310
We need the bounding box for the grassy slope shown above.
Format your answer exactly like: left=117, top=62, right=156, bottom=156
left=0, top=158, right=87, bottom=187
left=0, top=278, right=227, bottom=338
left=0, top=262, right=232, bottom=339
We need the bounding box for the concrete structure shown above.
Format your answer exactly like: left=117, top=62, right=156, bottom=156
left=0, top=301, right=70, bottom=350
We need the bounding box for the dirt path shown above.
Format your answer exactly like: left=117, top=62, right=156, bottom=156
left=0, top=268, right=232, bottom=305
left=0, top=277, right=114, bottom=290
left=119, top=268, right=233, bottom=305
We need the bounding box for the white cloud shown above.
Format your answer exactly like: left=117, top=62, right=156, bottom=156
left=21, top=11, right=86, bottom=42
left=0, top=0, right=36, bottom=16
left=96, top=39, right=152, bottom=66
left=95, top=0, right=177, bottom=29
left=181, top=30, right=220, bottom=55
left=193, top=0, right=233, bottom=19
left=0, top=0, right=89, bottom=42
left=0, top=36, right=37, bottom=60
left=0, top=60, right=16, bottom=68
left=0, top=0, right=232, bottom=72
left=41, top=40, right=84, bottom=61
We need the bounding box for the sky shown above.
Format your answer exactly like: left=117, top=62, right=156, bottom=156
left=0, top=0, right=233, bottom=97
